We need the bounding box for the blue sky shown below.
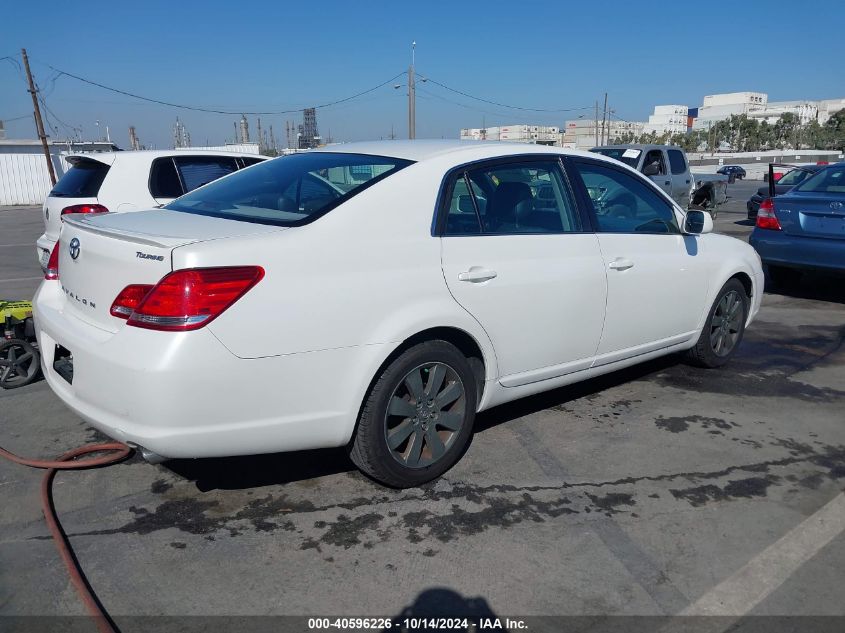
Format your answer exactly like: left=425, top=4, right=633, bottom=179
left=3, top=0, right=844, bottom=149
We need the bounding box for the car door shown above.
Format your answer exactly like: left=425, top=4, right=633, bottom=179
left=667, top=148, right=692, bottom=206
left=567, top=157, right=709, bottom=364
left=439, top=157, right=607, bottom=386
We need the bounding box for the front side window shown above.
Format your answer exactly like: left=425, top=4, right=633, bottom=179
left=667, top=149, right=687, bottom=175
left=574, top=160, right=679, bottom=234
left=166, top=152, right=412, bottom=226
left=443, top=160, right=580, bottom=235
left=642, top=150, right=666, bottom=176
left=777, top=168, right=812, bottom=186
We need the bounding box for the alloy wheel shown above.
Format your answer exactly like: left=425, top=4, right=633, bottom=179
left=384, top=362, right=466, bottom=469
left=0, top=340, right=39, bottom=388
left=709, top=290, right=744, bottom=357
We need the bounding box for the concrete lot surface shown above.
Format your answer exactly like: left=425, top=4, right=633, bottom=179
left=1, top=182, right=844, bottom=624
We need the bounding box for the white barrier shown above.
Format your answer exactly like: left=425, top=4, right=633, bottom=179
left=0, top=153, right=70, bottom=206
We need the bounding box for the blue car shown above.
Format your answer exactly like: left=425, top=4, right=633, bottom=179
left=750, top=162, right=845, bottom=286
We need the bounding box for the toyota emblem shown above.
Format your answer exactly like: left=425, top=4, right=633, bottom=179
left=831, top=201, right=843, bottom=210
left=69, top=238, right=80, bottom=260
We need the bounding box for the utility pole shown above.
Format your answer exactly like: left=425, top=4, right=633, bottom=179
left=21, top=48, right=56, bottom=185
left=601, top=93, right=608, bottom=146
left=595, top=101, right=599, bottom=147
left=408, top=41, right=416, bottom=139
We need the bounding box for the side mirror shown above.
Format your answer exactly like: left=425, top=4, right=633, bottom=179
left=684, top=209, right=713, bottom=234
left=642, top=162, right=660, bottom=176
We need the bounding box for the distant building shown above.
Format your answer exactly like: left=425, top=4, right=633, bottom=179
left=692, top=92, right=768, bottom=130
left=561, top=119, right=644, bottom=149
left=0, top=120, right=5, bottom=140
left=692, top=92, right=845, bottom=130
left=460, top=124, right=560, bottom=145
left=643, top=105, right=689, bottom=135
left=298, top=108, right=320, bottom=149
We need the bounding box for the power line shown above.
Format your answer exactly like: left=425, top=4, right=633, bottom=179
left=42, top=62, right=407, bottom=115
left=419, top=73, right=593, bottom=113
left=2, top=114, right=32, bottom=122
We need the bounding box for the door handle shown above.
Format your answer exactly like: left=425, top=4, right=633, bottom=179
left=608, top=258, right=634, bottom=271
left=458, top=268, right=497, bottom=283
left=664, top=180, right=671, bottom=186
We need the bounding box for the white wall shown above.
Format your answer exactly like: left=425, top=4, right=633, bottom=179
left=0, top=153, right=71, bottom=206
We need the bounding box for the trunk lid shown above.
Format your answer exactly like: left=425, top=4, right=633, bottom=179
left=57, top=209, right=285, bottom=332
left=777, top=192, right=845, bottom=240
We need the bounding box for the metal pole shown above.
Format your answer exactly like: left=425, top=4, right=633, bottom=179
left=408, top=65, right=416, bottom=139
left=595, top=101, right=599, bottom=146
left=601, top=92, right=608, bottom=146
left=21, top=48, right=56, bottom=185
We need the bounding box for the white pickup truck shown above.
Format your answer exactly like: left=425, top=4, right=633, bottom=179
left=592, top=144, right=728, bottom=215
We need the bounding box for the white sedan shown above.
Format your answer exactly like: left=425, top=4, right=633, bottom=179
left=33, top=141, right=763, bottom=488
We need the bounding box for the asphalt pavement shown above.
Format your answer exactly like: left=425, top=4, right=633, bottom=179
left=1, top=183, right=843, bottom=627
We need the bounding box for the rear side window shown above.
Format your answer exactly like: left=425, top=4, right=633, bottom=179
left=794, top=165, right=845, bottom=193
left=175, top=156, right=239, bottom=192
left=50, top=160, right=109, bottom=197
left=166, top=152, right=412, bottom=226
left=667, top=149, right=687, bottom=175
left=149, top=158, right=183, bottom=198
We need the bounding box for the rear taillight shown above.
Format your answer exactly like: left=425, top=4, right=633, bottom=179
left=44, top=242, right=60, bottom=280
left=110, top=284, right=154, bottom=319
left=61, top=204, right=109, bottom=219
left=125, top=267, right=264, bottom=331
left=756, top=198, right=782, bottom=230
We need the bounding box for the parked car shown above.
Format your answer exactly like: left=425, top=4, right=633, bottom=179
left=34, top=141, right=763, bottom=488
left=591, top=144, right=728, bottom=212
left=35, top=150, right=267, bottom=270
left=750, top=162, right=845, bottom=285
left=746, top=165, right=824, bottom=219
left=717, top=165, right=746, bottom=181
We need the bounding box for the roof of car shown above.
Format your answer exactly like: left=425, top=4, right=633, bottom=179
left=310, top=139, right=600, bottom=163
left=593, top=144, right=683, bottom=152
left=65, top=149, right=268, bottom=164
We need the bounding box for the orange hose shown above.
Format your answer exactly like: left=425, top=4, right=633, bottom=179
left=1, top=442, right=132, bottom=633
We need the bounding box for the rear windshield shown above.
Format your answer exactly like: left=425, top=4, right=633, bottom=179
left=166, top=152, right=413, bottom=226
left=50, top=160, right=109, bottom=197
left=590, top=148, right=640, bottom=168
left=793, top=164, right=845, bottom=194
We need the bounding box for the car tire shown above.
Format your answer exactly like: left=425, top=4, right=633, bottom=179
left=0, top=338, right=41, bottom=389
left=349, top=340, right=477, bottom=488
left=767, top=265, right=802, bottom=289
left=686, top=279, right=748, bottom=369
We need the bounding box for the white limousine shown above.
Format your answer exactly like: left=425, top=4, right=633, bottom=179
left=34, top=140, right=763, bottom=487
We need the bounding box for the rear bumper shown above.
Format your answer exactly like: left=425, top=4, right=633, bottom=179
left=749, top=229, right=845, bottom=273
left=33, top=281, right=389, bottom=459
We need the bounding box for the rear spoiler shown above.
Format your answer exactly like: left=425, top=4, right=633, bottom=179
left=767, top=163, right=817, bottom=198
left=65, top=154, right=115, bottom=167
